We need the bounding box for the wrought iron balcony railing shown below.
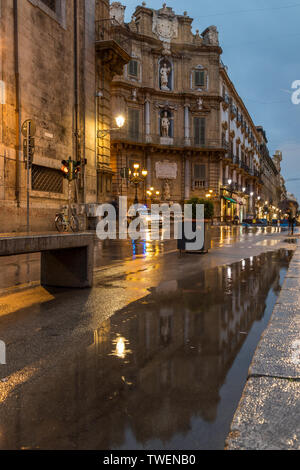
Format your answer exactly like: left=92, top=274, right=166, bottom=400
left=111, top=131, right=229, bottom=150
left=95, top=18, right=131, bottom=56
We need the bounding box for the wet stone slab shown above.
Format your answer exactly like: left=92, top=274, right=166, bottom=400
left=226, top=377, right=300, bottom=450
left=249, top=306, right=300, bottom=379
left=250, top=255, right=300, bottom=378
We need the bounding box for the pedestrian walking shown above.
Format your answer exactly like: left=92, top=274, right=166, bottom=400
left=288, top=211, right=295, bottom=235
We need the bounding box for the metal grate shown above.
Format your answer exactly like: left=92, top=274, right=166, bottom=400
left=41, top=0, right=57, bottom=12
left=32, top=165, right=63, bottom=194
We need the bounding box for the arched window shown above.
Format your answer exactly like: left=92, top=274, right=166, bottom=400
left=159, top=58, right=173, bottom=91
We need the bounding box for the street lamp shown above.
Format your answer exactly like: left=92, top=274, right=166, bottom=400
left=129, top=163, right=148, bottom=205
left=97, top=114, right=125, bottom=138
left=147, top=187, right=160, bottom=202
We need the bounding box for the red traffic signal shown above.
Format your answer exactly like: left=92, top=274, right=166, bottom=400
left=61, top=160, right=70, bottom=178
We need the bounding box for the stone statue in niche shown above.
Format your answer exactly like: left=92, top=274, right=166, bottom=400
left=161, top=111, right=170, bottom=137
left=160, top=62, right=171, bottom=91
left=197, top=97, right=203, bottom=110
left=163, top=180, right=171, bottom=201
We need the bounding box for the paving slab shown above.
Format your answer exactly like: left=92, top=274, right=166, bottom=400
left=226, top=377, right=300, bottom=450
left=249, top=309, right=300, bottom=378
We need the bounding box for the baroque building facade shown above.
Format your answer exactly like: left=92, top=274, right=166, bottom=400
left=109, top=2, right=274, bottom=222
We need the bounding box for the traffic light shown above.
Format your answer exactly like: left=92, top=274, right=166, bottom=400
left=61, top=160, right=70, bottom=179
left=73, top=160, right=82, bottom=179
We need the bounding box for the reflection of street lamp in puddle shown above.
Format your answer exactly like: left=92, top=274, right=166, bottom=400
left=112, top=336, right=130, bottom=359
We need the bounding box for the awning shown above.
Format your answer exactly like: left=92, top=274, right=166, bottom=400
left=223, top=196, right=237, bottom=204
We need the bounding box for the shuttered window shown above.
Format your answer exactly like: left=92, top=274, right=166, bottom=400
left=128, top=109, right=140, bottom=139
left=194, top=70, right=205, bottom=87
left=128, top=60, right=138, bottom=77
left=194, top=117, right=206, bottom=145
left=194, top=164, right=206, bottom=179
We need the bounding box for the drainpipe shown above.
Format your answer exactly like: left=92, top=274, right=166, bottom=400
left=13, top=0, right=21, bottom=207
left=73, top=0, right=79, bottom=200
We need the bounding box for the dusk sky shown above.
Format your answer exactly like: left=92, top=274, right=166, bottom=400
left=124, top=0, right=300, bottom=200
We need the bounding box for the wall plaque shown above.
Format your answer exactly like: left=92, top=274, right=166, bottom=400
left=156, top=161, right=177, bottom=180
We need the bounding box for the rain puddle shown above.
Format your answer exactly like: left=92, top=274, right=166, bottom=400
left=0, top=249, right=293, bottom=450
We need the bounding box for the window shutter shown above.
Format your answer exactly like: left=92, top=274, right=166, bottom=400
left=194, top=117, right=205, bottom=145
left=194, top=164, right=206, bottom=179
left=129, top=60, right=138, bottom=77
left=128, top=109, right=140, bottom=138
left=194, top=70, right=205, bottom=87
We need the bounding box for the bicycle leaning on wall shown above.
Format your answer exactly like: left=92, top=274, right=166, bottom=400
left=55, top=205, right=80, bottom=233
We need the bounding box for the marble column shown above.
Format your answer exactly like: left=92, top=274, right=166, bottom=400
left=225, top=165, right=229, bottom=180
left=145, top=100, right=151, bottom=142
left=184, top=105, right=191, bottom=145
left=146, top=154, right=152, bottom=187
left=185, top=158, right=190, bottom=200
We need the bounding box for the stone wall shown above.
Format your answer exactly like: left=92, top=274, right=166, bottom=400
left=0, top=0, right=98, bottom=232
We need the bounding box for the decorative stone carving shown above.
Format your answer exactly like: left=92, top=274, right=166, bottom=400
left=131, top=89, right=137, bottom=101
left=197, top=97, right=203, bottom=110
left=154, top=101, right=178, bottom=111
left=163, top=181, right=171, bottom=201
left=202, top=26, right=219, bottom=46
left=110, top=2, right=126, bottom=24
left=152, top=5, right=178, bottom=55
left=160, top=62, right=171, bottom=91
left=194, top=30, right=203, bottom=45
left=128, top=15, right=138, bottom=33
left=161, top=111, right=170, bottom=137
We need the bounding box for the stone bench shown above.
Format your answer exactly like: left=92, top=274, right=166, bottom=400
left=0, top=233, right=94, bottom=288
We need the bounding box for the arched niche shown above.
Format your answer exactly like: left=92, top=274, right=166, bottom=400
left=159, top=58, right=173, bottom=91
left=159, top=109, right=174, bottom=138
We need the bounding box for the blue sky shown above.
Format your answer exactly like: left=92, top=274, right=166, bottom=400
left=124, top=0, right=300, bottom=200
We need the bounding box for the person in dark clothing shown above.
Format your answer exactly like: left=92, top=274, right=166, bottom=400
left=288, top=211, right=295, bottom=235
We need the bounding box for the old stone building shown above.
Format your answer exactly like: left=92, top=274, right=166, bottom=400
left=109, top=3, right=225, bottom=216
left=108, top=2, right=274, bottom=222
left=0, top=0, right=287, bottom=231
left=0, top=0, right=130, bottom=231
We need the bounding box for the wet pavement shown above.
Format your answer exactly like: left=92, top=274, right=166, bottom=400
left=227, top=241, right=300, bottom=450
left=0, top=227, right=297, bottom=449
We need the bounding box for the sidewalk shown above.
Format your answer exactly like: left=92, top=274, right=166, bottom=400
left=226, top=239, right=300, bottom=450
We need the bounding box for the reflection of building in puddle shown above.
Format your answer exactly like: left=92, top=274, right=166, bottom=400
left=155, top=280, right=178, bottom=296
left=0, top=250, right=293, bottom=450
left=159, top=307, right=173, bottom=345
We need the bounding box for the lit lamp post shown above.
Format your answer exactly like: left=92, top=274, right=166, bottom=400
left=129, top=163, right=148, bottom=205
left=147, top=187, right=160, bottom=203
left=97, top=115, right=125, bottom=138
